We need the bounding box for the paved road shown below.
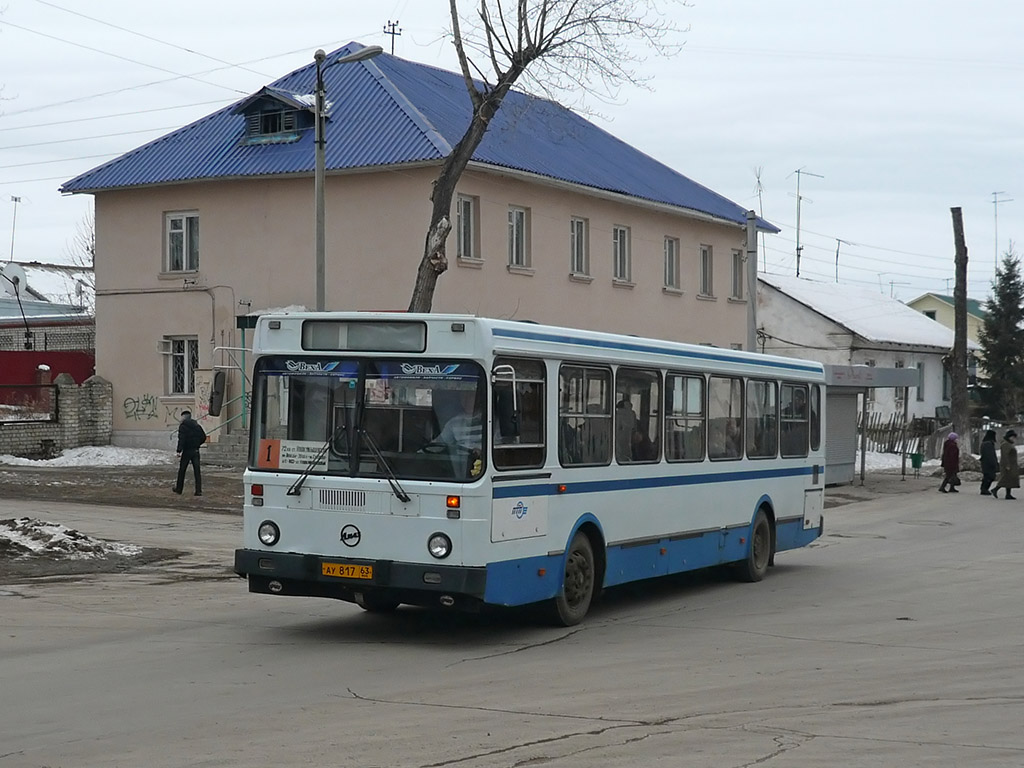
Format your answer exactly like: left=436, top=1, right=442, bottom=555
left=2, top=490, right=1022, bottom=767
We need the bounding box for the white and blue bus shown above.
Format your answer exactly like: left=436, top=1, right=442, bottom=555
left=233, top=313, right=825, bottom=625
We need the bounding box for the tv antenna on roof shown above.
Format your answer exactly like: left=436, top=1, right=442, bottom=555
left=788, top=168, right=823, bottom=277
left=992, top=191, right=1013, bottom=274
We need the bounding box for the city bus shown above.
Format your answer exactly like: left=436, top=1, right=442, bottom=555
left=233, top=312, right=825, bottom=625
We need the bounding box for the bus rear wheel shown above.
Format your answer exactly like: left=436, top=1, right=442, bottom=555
left=736, top=509, right=772, bottom=583
left=548, top=532, right=596, bottom=626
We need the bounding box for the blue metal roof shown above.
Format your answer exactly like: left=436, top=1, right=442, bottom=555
left=62, top=43, right=778, bottom=232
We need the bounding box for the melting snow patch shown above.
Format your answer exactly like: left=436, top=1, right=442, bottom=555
left=0, top=518, right=142, bottom=560
left=0, top=446, right=174, bottom=467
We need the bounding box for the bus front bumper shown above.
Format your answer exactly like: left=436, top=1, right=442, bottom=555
left=234, top=548, right=488, bottom=609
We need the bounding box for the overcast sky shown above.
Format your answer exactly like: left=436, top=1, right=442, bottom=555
left=1, top=0, right=1021, bottom=303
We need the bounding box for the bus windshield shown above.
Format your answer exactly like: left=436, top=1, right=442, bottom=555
left=250, top=357, right=486, bottom=482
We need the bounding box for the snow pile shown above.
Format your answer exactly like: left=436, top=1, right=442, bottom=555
left=0, top=446, right=174, bottom=467
left=0, top=517, right=142, bottom=560
left=856, top=450, right=941, bottom=471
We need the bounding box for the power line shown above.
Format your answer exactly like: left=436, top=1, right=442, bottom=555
left=32, top=0, right=274, bottom=79
left=0, top=126, right=178, bottom=151
left=0, top=19, right=250, bottom=97
left=0, top=100, right=229, bottom=132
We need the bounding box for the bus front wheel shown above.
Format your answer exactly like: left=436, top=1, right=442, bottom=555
left=736, top=509, right=772, bottom=583
left=355, top=591, right=400, bottom=613
left=548, top=532, right=596, bottom=626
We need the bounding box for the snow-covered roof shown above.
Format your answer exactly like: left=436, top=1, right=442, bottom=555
left=759, top=274, right=972, bottom=349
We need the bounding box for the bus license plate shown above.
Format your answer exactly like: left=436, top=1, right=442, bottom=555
left=321, top=562, right=373, bottom=580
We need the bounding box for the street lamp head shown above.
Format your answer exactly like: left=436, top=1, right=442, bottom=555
left=314, top=49, right=326, bottom=64
left=331, top=45, right=383, bottom=66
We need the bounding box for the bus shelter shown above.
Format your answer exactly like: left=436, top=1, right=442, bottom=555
left=824, top=365, right=922, bottom=486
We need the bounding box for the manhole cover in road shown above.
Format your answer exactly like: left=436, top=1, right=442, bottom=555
left=898, top=519, right=952, bottom=527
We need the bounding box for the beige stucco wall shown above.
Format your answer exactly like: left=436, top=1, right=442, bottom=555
left=93, top=166, right=753, bottom=446
left=906, top=295, right=983, bottom=344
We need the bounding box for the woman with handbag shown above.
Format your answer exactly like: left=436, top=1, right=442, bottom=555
left=992, top=430, right=1019, bottom=500
left=938, top=432, right=960, bottom=493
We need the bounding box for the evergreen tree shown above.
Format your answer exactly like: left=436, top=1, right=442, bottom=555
left=978, top=246, right=1024, bottom=419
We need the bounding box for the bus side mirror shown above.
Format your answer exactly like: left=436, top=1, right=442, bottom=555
left=208, top=370, right=226, bottom=417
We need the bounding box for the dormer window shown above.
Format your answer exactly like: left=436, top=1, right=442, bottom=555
left=235, top=87, right=315, bottom=146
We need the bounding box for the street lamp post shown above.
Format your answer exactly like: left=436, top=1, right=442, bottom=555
left=314, top=45, right=383, bottom=311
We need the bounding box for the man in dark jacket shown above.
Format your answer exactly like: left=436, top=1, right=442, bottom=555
left=173, top=410, right=206, bottom=496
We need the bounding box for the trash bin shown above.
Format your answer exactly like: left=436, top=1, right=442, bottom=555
left=910, top=453, right=923, bottom=477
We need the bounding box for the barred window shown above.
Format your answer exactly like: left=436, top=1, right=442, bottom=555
left=168, top=337, right=199, bottom=394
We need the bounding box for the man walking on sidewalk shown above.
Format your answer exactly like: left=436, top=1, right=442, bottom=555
left=173, top=410, right=206, bottom=496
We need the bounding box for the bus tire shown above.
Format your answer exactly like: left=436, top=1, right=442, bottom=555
left=736, top=509, right=772, bottom=583
left=548, top=532, right=596, bottom=626
left=355, top=591, right=400, bottom=613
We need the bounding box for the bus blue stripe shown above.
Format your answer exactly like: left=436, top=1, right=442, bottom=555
left=491, top=327, right=823, bottom=374
left=491, top=465, right=816, bottom=499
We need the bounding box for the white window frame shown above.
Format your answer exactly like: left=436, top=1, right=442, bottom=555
left=508, top=206, right=530, bottom=268
left=456, top=195, right=479, bottom=262
left=699, top=244, right=713, bottom=296
left=613, top=225, right=631, bottom=282
left=894, top=360, right=906, bottom=404
left=731, top=249, right=745, bottom=299
left=664, top=237, right=680, bottom=289
left=570, top=217, right=589, bottom=275
left=164, top=336, right=199, bottom=395
left=865, top=359, right=876, bottom=403
left=165, top=212, right=199, bottom=273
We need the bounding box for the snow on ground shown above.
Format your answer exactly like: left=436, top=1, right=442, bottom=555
left=0, top=445, right=174, bottom=467
left=857, top=450, right=941, bottom=471
left=0, top=517, right=142, bottom=560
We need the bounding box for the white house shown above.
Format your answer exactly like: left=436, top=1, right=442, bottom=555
left=757, top=274, right=973, bottom=423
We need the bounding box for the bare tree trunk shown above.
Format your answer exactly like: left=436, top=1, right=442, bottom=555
left=950, top=207, right=970, bottom=439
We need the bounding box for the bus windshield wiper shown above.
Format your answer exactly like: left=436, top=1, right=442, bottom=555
left=286, top=425, right=345, bottom=496
left=360, top=429, right=411, bottom=503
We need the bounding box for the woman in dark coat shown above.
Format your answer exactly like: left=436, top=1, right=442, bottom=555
left=938, top=432, right=960, bottom=493
left=979, top=429, right=998, bottom=495
left=992, top=430, right=1019, bottom=500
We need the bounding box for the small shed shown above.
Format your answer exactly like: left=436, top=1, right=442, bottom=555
left=825, top=364, right=920, bottom=485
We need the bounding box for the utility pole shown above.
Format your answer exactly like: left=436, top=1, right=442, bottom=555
left=790, top=168, right=823, bottom=277
left=950, top=207, right=969, bottom=443
left=992, top=191, right=1013, bottom=273
left=383, top=20, right=402, bottom=54
left=8, top=195, right=21, bottom=262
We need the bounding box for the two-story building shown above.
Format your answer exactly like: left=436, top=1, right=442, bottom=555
left=62, top=42, right=776, bottom=449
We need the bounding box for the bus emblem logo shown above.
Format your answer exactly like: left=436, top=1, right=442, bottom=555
left=340, top=525, right=361, bottom=547
left=512, top=501, right=528, bottom=520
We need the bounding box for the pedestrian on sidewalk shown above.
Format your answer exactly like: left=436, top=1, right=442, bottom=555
left=938, top=432, right=961, bottom=493
left=979, top=429, right=998, bottom=495
left=991, top=429, right=1019, bottom=500
left=173, top=410, right=206, bottom=497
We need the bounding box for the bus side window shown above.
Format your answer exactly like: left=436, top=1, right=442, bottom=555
left=708, top=375, right=743, bottom=460
left=493, top=358, right=546, bottom=470
left=665, top=373, right=705, bottom=462
left=559, top=364, right=611, bottom=467
left=780, top=384, right=810, bottom=458
left=615, top=367, right=661, bottom=464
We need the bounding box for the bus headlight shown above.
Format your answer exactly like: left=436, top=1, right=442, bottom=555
left=427, top=532, right=452, bottom=559
left=258, top=520, right=280, bottom=546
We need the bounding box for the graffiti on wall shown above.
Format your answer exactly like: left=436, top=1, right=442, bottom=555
left=123, top=393, right=160, bottom=421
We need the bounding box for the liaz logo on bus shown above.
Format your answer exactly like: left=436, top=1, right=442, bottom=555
left=285, top=360, right=341, bottom=373
left=399, top=363, right=460, bottom=376
left=511, top=501, right=529, bottom=520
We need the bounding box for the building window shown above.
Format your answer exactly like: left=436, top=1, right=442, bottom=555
left=864, top=359, right=876, bottom=403
left=895, top=360, right=906, bottom=404
left=923, top=310, right=937, bottom=320
left=166, top=212, right=199, bottom=272
left=508, top=206, right=530, bottom=268
left=664, top=237, right=680, bottom=289
left=570, top=217, right=589, bottom=275
left=699, top=244, right=713, bottom=296
left=456, top=195, right=479, bottom=261
left=916, top=362, right=925, bottom=402
left=613, top=226, right=631, bottom=281
left=166, top=336, right=199, bottom=394
left=731, top=249, right=744, bottom=299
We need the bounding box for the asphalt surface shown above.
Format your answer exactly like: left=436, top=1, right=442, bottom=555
left=1, top=476, right=1022, bottom=767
